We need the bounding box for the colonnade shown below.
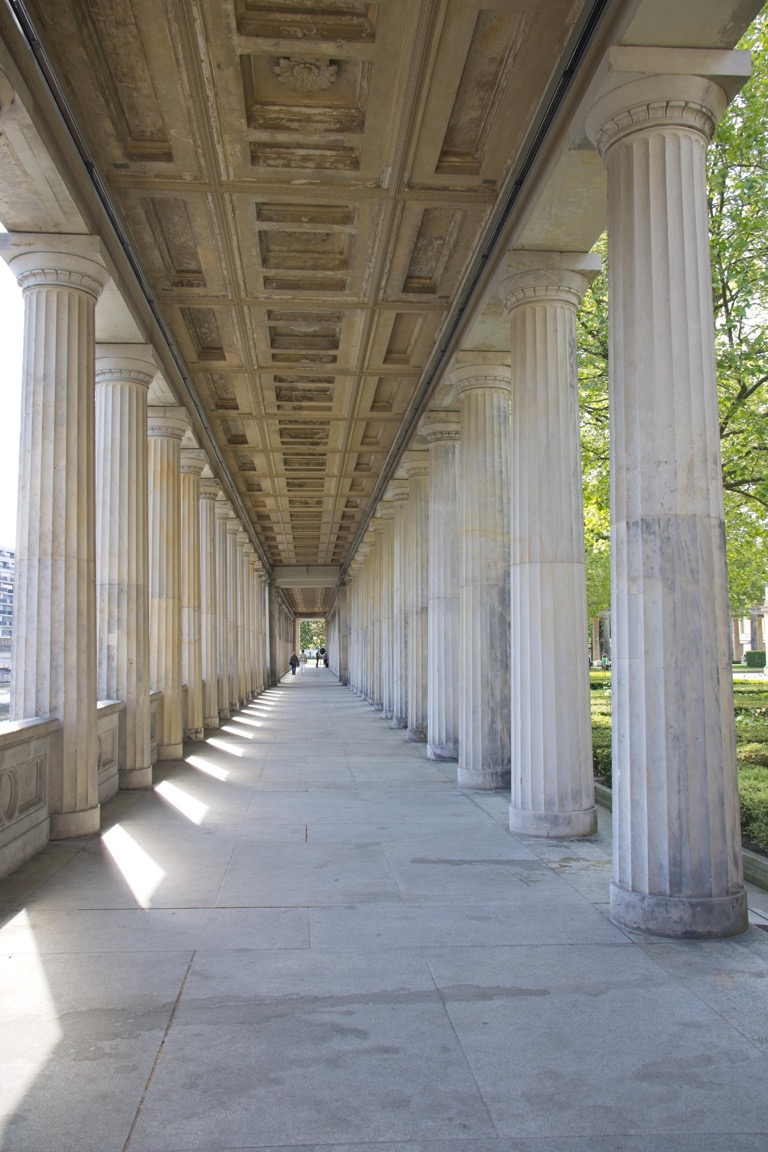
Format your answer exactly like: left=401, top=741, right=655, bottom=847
left=1, top=234, right=286, bottom=843
left=330, top=60, right=749, bottom=940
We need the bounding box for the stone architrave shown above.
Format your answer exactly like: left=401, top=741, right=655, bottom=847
left=453, top=364, right=512, bottom=789
left=586, top=51, right=749, bottom=937
left=95, top=344, right=156, bottom=790
left=1, top=235, right=110, bottom=837
left=390, top=481, right=410, bottom=728
left=180, top=446, right=205, bottom=741
left=402, top=452, right=430, bottom=743
left=422, top=409, right=460, bottom=761
left=147, top=407, right=188, bottom=760
left=214, top=492, right=231, bottom=718
left=502, top=256, right=599, bottom=837
left=199, top=474, right=220, bottom=728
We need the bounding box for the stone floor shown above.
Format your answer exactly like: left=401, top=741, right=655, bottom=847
left=2, top=668, right=768, bottom=1152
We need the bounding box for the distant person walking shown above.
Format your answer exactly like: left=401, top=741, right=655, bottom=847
left=289, top=652, right=299, bottom=676
left=316, top=646, right=326, bottom=667
left=299, top=650, right=307, bottom=675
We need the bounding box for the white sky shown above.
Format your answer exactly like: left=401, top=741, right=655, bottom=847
left=0, top=238, right=22, bottom=552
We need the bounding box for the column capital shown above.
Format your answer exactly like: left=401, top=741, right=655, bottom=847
left=95, top=343, right=158, bottom=389
left=226, top=509, right=241, bottom=535
left=0, top=232, right=110, bottom=298
left=450, top=363, right=511, bottom=397
left=147, top=407, right=188, bottom=440
left=584, top=48, right=750, bottom=158
left=180, top=447, right=207, bottom=476
left=200, top=476, right=220, bottom=501
left=501, top=251, right=601, bottom=313
left=374, top=501, right=395, bottom=523
left=401, top=450, right=430, bottom=479
left=387, top=479, right=410, bottom=503
left=420, top=408, right=460, bottom=443
left=215, top=491, right=232, bottom=520
left=236, top=529, right=249, bottom=545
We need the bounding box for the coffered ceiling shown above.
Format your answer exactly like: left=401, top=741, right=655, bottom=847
left=14, top=0, right=593, bottom=612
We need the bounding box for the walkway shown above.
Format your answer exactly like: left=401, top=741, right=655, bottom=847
left=2, top=669, right=768, bottom=1152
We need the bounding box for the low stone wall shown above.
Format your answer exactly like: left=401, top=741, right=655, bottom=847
left=96, top=699, right=125, bottom=804
left=0, top=717, right=60, bottom=880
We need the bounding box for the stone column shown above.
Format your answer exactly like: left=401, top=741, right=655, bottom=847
left=390, top=480, right=410, bottom=728
left=226, top=513, right=241, bottom=712
left=95, top=344, right=155, bottom=790
left=147, top=408, right=188, bottom=760
left=237, top=530, right=249, bottom=703
left=454, top=364, right=512, bottom=789
left=199, top=474, right=220, bottom=728
left=586, top=54, right=748, bottom=937
left=376, top=504, right=395, bottom=719
left=402, top=451, right=430, bottom=743
left=244, top=545, right=255, bottom=698
left=1, top=235, right=109, bottom=837
left=214, top=493, right=231, bottom=717
left=336, top=581, right=349, bottom=686
left=422, top=409, right=460, bottom=760
left=180, top=446, right=205, bottom=741
left=502, top=256, right=599, bottom=837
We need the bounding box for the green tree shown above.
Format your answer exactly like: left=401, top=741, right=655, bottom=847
left=299, top=619, right=326, bottom=651
left=578, top=13, right=768, bottom=614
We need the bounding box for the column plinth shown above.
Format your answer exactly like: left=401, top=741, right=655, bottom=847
left=586, top=63, right=748, bottom=937
left=147, top=408, right=187, bottom=760
left=502, top=260, right=598, bottom=838
left=422, top=410, right=460, bottom=761
left=95, top=345, right=155, bottom=790
left=1, top=237, right=110, bottom=837
left=454, top=367, right=512, bottom=789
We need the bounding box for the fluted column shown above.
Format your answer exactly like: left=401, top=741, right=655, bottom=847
left=586, top=56, right=748, bottom=937
left=454, top=365, right=512, bottom=789
left=180, top=446, right=205, bottom=741
left=376, top=504, right=395, bottom=718
left=1, top=236, right=109, bottom=837
left=422, top=409, right=460, bottom=761
left=244, top=545, right=256, bottom=698
left=502, top=257, right=599, bottom=836
left=147, top=408, right=188, bottom=760
left=214, top=493, right=231, bottom=717
left=390, top=481, right=410, bottom=727
left=226, top=512, right=241, bottom=712
left=402, top=451, right=430, bottom=743
left=236, top=530, right=249, bottom=704
left=95, top=344, right=155, bottom=790
left=199, top=474, right=220, bottom=728
left=336, top=581, right=349, bottom=686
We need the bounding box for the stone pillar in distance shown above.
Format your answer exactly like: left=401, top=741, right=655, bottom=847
left=402, top=451, right=430, bottom=743
left=1, top=235, right=109, bottom=836
left=95, top=343, right=155, bottom=790
left=454, top=364, right=512, bottom=789
left=502, top=255, right=599, bottom=837
left=390, top=480, right=410, bottom=728
left=214, top=492, right=231, bottom=719
left=180, top=445, right=205, bottom=741
left=147, top=407, right=188, bottom=760
left=586, top=52, right=749, bottom=937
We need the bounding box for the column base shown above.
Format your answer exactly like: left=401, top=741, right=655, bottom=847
left=50, top=804, right=101, bottom=839
left=219, top=708, right=231, bottom=721
left=428, top=743, right=458, bottom=761
left=119, top=765, right=152, bottom=790
left=391, top=715, right=407, bottom=729
left=229, top=701, right=240, bottom=714
left=458, top=765, right=510, bottom=790
left=185, top=728, right=205, bottom=742
left=382, top=708, right=393, bottom=720
left=204, top=716, right=220, bottom=730
left=610, top=881, right=749, bottom=939
left=509, top=805, right=597, bottom=838
left=407, top=727, right=427, bottom=743
left=158, top=743, right=184, bottom=761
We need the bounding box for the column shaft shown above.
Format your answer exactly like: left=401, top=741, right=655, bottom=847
left=199, top=477, right=220, bottom=728
left=403, top=454, right=429, bottom=742
left=215, top=495, right=231, bottom=716
left=391, top=483, right=410, bottom=728
left=180, top=448, right=205, bottom=740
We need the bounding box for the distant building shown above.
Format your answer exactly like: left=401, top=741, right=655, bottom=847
left=0, top=547, right=13, bottom=682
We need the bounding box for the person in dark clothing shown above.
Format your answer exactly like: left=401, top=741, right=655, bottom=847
left=289, top=652, right=299, bottom=675
left=316, top=646, right=325, bottom=667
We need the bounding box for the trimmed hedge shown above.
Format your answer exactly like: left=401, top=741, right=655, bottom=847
left=738, top=764, right=768, bottom=852
left=745, top=650, right=767, bottom=669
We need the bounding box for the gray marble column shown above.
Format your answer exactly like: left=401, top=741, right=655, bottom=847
left=148, top=408, right=188, bottom=760
left=95, top=344, right=155, bottom=790
left=180, top=446, right=205, bottom=741
left=199, top=473, right=220, bottom=728
left=214, top=493, right=231, bottom=718
left=454, top=365, right=512, bottom=789
left=422, top=409, right=460, bottom=761
left=502, top=256, right=599, bottom=837
left=1, top=236, right=109, bottom=837
left=586, top=56, right=748, bottom=937
left=390, top=480, right=410, bottom=728
left=402, top=451, right=430, bottom=743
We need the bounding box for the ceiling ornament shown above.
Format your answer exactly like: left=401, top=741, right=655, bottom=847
left=273, top=57, right=339, bottom=93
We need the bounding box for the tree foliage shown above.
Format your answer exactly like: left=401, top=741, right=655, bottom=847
left=578, top=13, right=768, bottom=614
left=299, top=618, right=325, bottom=652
